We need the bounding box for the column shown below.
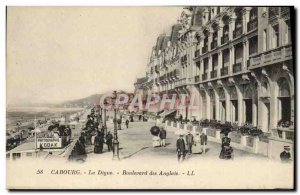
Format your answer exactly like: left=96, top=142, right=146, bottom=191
left=229, top=17, right=236, bottom=40
left=215, top=89, right=220, bottom=120
left=237, top=85, right=243, bottom=126
left=218, top=51, right=222, bottom=77
left=225, top=87, right=231, bottom=122
left=205, top=90, right=211, bottom=120
left=243, top=8, right=250, bottom=34
left=218, top=24, right=224, bottom=46
left=243, top=39, right=249, bottom=71
left=208, top=30, right=213, bottom=51
left=208, top=55, right=212, bottom=79
left=252, top=98, right=258, bottom=126
left=229, top=45, right=235, bottom=74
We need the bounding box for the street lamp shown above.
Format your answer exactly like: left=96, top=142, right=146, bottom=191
left=112, top=91, right=120, bottom=160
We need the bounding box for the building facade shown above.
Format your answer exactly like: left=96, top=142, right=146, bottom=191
left=134, top=7, right=294, bottom=153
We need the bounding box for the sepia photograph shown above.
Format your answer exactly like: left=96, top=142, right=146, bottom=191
left=5, top=5, right=295, bottom=190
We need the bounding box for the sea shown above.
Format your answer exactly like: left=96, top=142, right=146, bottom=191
left=6, top=106, right=84, bottom=132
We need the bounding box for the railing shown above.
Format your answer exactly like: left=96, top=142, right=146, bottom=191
left=269, top=7, right=279, bottom=21
left=221, top=67, right=229, bottom=76
left=221, top=35, right=229, bottom=45
left=210, top=70, right=218, bottom=78
left=211, top=40, right=218, bottom=50
left=276, top=128, right=294, bottom=141
left=202, top=45, right=208, bottom=54
left=202, top=73, right=207, bottom=81
left=249, top=44, right=292, bottom=67
left=233, top=62, right=242, bottom=73
left=281, top=7, right=290, bottom=20
left=247, top=19, right=258, bottom=32
left=233, top=27, right=243, bottom=39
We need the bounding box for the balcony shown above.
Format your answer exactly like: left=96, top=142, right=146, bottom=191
left=233, top=63, right=242, bottom=73
left=195, top=75, right=200, bottom=83
left=210, top=70, right=218, bottom=78
left=281, top=7, right=290, bottom=20
left=194, top=49, right=200, bottom=58
left=269, top=7, right=279, bottom=22
left=202, top=45, right=208, bottom=54
left=202, top=73, right=208, bottom=81
left=249, top=44, right=292, bottom=68
left=247, top=19, right=258, bottom=32
left=221, top=35, right=229, bottom=45
left=221, top=67, right=229, bottom=76
left=211, top=40, right=218, bottom=50
left=233, top=27, right=243, bottom=39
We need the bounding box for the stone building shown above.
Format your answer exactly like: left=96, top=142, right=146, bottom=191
left=134, top=7, right=294, bottom=157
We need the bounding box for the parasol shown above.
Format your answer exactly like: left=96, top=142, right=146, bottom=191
left=150, top=126, right=160, bottom=136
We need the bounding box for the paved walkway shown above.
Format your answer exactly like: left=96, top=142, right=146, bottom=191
left=84, top=121, right=265, bottom=162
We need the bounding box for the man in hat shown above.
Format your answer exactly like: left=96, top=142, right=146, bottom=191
left=106, top=131, right=113, bottom=152
left=176, top=135, right=186, bottom=162
left=280, top=146, right=292, bottom=162
left=159, top=126, right=167, bottom=147
left=186, top=132, right=194, bottom=154
left=200, top=129, right=208, bottom=154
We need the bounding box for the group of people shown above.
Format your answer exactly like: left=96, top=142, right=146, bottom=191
left=176, top=131, right=208, bottom=163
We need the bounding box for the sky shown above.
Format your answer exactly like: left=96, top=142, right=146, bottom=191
left=6, top=6, right=183, bottom=105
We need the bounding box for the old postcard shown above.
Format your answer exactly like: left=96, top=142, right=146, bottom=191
left=6, top=6, right=295, bottom=190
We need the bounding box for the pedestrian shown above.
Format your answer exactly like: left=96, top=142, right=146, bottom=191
left=159, top=126, right=167, bottom=147
left=280, top=146, right=292, bottom=163
left=200, top=129, right=208, bottom=154
left=186, top=132, right=194, bottom=154
left=106, top=131, right=113, bottom=152
left=176, top=135, right=186, bottom=162
left=94, top=131, right=104, bottom=154
left=125, top=119, right=129, bottom=129
left=192, top=132, right=202, bottom=154
left=219, top=133, right=232, bottom=159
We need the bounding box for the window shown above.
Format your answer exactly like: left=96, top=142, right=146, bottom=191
left=272, top=24, right=279, bottom=48
left=249, top=36, right=258, bottom=55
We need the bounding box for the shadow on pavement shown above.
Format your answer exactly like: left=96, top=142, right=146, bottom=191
left=121, top=146, right=149, bottom=160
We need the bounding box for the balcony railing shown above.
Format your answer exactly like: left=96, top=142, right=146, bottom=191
left=221, top=35, right=229, bottom=45
left=269, top=7, right=279, bottom=21
left=233, top=27, right=243, bottom=39
left=195, top=75, right=200, bottom=83
left=249, top=44, right=292, bottom=68
left=202, top=45, right=208, bottom=54
left=210, top=70, right=218, bottom=78
left=233, top=63, right=242, bottom=73
left=281, top=7, right=290, bottom=20
left=247, top=19, right=258, bottom=32
left=221, top=67, right=229, bottom=76
left=211, top=40, right=218, bottom=50
left=194, top=49, right=200, bottom=58
left=202, top=73, right=208, bottom=81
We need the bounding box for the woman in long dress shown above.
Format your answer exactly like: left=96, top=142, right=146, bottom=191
left=192, top=132, right=202, bottom=154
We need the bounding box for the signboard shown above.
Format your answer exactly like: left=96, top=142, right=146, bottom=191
left=36, top=138, right=62, bottom=149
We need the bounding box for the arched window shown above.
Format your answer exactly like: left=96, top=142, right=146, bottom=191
left=219, top=88, right=225, bottom=100
left=261, top=81, right=270, bottom=97
left=278, top=78, right=290, bottom=97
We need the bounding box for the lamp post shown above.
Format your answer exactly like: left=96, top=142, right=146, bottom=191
left=112, top=91, right=120, bottom=160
